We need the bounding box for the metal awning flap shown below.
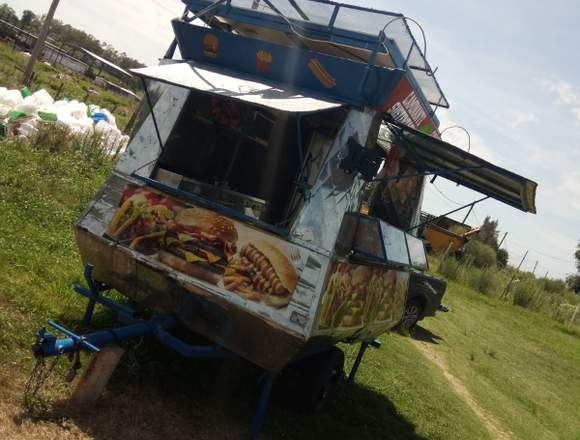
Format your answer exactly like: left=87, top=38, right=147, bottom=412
left=131, top=61, right=342, bottom=113
left=387, top=122, right=538, bottom=213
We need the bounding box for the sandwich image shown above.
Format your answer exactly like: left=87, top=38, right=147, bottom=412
left=159, top=208, right=238, bottom=285
left=203, top=33, right=219, bottom=59
left=107, top=188, right=177, bottom=254
left=224, top=240, right=298, bottom=308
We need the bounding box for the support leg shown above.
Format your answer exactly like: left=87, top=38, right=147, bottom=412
left=348, top=342, right=369, bottom=383
left=251, top=373, right=274, bottom=440
left=70, top=345, right=125, bottom=405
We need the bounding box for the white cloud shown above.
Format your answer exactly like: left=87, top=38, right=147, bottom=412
left=558, top=172, right=580, bottom=211
left=541, top=79, right=580, bottom=124
left=507, top=110, right=537, bottom=128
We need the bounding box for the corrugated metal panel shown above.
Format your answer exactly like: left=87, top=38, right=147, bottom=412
left=387, top=122, right=538, bottom=213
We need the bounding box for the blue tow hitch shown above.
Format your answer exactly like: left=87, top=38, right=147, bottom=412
left=31, top=264, right=274, bottom=439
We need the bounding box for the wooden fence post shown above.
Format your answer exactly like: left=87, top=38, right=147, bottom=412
left=570, top=305, right=579, bottom=328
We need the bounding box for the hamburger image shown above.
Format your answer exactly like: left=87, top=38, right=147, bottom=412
left=159, top=208, right=238, bottom=285
left=224, top=240, right=298, bottom=308
left=203, top=34, right=219, bottom=59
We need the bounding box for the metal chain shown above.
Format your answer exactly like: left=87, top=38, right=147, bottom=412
left=23, top=356, right=60, bottom=409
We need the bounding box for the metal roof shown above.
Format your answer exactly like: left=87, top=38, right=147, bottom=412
left=385, top=121, right=538, bottom=213
left=131, top=61, right=343, bottom=113
left=80, top=47, right=133, bottom=79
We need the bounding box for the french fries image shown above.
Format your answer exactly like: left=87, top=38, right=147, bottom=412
left=308, top=58, right=336, bottom=88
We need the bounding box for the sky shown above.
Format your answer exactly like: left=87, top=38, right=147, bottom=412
left=5, top=0, right=579, bottom=278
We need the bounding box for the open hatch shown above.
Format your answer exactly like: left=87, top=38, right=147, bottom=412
left=130, top=61, right=349, bottom=232
left=385, top=120, right=537, bottom=214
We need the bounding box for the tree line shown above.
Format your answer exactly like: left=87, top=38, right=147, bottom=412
left=0, top=3, right=144, bottom=69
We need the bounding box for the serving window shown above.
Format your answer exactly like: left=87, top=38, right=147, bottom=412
left=336, top=212, right=428, bottom=270
left=153, top=90, right=346, bottom=227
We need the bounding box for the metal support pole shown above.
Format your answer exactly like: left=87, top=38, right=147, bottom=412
left=23, top=0, right=60, bottom=85
left=461, top=203, right=474, bottom=225
left=251, top=372, right=275, bottom=440
left=348, top=342, right=369, bottom=383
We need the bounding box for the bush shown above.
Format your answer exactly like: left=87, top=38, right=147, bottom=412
left=512, top=280, right=549, bottom=311
left=464, top=240, right=497, bottom=269
left=473, top=268, right=501, bottom=295
left=497, top=248, right=508, bottom=268
left=438, top=256, right=460, bottom=281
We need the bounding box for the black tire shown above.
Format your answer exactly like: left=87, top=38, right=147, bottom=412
left=293, top=347, right=345, bottom=413
left=398, top=298, right=424, bottom=332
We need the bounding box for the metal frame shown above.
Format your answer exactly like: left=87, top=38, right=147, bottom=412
left=182, top=0, right=447, bottom=109
left=407, top=196, right=490, bottom=233
left=32, top=263, right=275, bottom=440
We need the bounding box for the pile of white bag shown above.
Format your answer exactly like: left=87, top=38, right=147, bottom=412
left=0, top=86, right=130, bottom=155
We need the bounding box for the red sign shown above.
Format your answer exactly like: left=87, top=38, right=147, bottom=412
left=382, top=75, right=439, bottom=137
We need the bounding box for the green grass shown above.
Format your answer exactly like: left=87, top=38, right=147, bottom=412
left=0, top=131, right=579, bottom=439
left=0, top=40, right=138, bottom=129
left=423, top=280, right=580, bottom=440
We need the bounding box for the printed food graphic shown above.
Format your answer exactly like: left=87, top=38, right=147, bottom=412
left=256, top=50, right=272, bottom=73
left=107, top=186, right=320, bottom=324
left=308, top=58, right=336, bottom=88
left=318, top=262, right=408, bottom=329
left=225, top=241, right=298, bottom=308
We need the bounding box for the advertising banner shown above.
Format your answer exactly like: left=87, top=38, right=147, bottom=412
left=383, top=74, right=439, bottom=137
left=106, top=185, right=328, bottom=336
left=317, top=262, right=409, bottom=333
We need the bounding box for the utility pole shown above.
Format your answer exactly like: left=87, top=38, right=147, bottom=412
left=23, top=0, right=60, bottom=86
left=532, top=260, right=538, bottom=275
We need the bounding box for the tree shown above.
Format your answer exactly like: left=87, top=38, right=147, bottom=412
left=0, top=3, right=19, bottom=25
left=575, top=240, right=580, bottom=273
left=566, top=274, right=580, bottom=294
left=474, top=216, right=499, bottom=250
left=20, top=9, right=36, bottom=29
left=497, top=248, right=509, bottom=269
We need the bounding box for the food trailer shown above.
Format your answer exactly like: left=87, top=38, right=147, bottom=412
left=30, top=1, right=537, bottom=437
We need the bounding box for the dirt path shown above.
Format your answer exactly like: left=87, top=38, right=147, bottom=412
left=411, top=339, right=513, bottom=440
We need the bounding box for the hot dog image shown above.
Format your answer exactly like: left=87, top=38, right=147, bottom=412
left=224, top=240, right=298, bottom=308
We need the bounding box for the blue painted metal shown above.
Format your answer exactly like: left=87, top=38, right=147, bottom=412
left=181, top=0, right=448, bottom=109
left=32, top=262, right=280, bottom=439
left=34, top=316, right=177, bottom=358
left=251, top=372, right=275, bottom=440
left=80, top=264, right=99, bottom=325
left=171, top=21, right=405, bottom=107
left=347, top=341, right=368, bottom=383
left=347, top=339, right=381, bottom=383
left=75, top=264, right=135, bottom=324
left=154, top=325, right=236, bottom=359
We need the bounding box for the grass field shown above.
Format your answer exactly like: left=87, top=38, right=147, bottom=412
left=0, top=132, right=579, bottom=440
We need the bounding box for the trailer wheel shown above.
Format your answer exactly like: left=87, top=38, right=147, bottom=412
left=398, top=298, right=424, bottom=332
left=296, top=347, right=345, bottom=413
